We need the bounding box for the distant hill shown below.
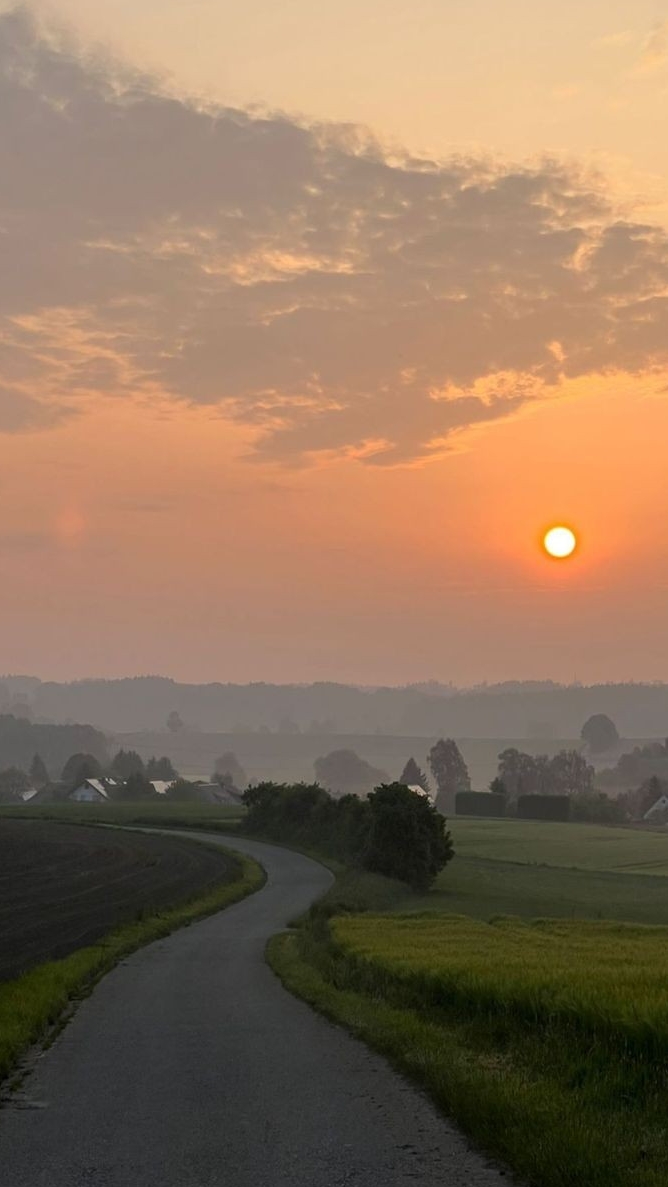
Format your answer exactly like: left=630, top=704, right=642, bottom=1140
left=3, top=675, right=668, bottom=739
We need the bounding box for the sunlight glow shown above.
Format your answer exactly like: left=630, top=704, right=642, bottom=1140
left=543, top=525, right=577, bottom=559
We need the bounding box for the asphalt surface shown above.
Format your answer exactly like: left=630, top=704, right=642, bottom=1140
left=1, top=833, right=511, bottom=1186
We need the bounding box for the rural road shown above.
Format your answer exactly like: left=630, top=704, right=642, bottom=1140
left=1, top=833, right=510, bottom=1186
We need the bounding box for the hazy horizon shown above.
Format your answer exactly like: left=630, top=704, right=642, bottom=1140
left=3, top=4, right=668, bottom=686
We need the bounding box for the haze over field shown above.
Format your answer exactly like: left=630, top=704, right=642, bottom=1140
left=1, top=3, right=668, bottom=686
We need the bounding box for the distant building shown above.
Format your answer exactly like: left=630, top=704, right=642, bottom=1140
left=198, top=782, right=243, bottom=805
left=149, top=780, right=174, bottom=797
left=407, top=783, right=436, bottom=805
left=20, top=788, right=40, bottom=803
left=643, top=794, right=668, bottom=821
left=70, top=778, right=119, bottom=803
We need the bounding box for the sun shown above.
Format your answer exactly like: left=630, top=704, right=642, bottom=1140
left=543, top=525, right=577, bottom=559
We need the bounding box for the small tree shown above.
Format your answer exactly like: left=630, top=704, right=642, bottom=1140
left=114, top=771, right=156, bottom=801
left=314, top=749, right=388, bottom=798
left=62, top=753, right=102, bottom=785
left=166, top=778, right=202, bottom=803
left=110, top=749, right=145, bottom=780
left=399, top=757, right=430, bottom=794
left=428, top=739, right=470, bottom=814
left=0, top=766, right=30, bottom=803
left=364, top=783, right=454, bottom=891
left=581, top=714, right=619, bottom=754
left=489, top=776, right=507, bottom=799
left=146, top=755, right=178, bottom=781
left=166, top=711, right=184, bottom=734
left=29, top=753, right=50, bottom=788
left=213, top=752, right=247, bottom=791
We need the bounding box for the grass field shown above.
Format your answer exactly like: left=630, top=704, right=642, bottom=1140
left=269, top=814, right=668, bottom=1186
left=271, top=910, right=668, bottom=1187
left=449, top=816, right=668, bottom=874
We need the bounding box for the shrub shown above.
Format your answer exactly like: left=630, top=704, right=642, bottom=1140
left=517, top=794, right=570, bottom=822
left=243, top=780, right=454, bottom=890
left=455, top=791, right=506, bottom=817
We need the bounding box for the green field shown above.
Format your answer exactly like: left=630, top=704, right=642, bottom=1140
left=450, top=817, right=668, bottom=874
left=272, top=912, right=668, bottom=1186
left=270, top=814, right=668, bottom=1187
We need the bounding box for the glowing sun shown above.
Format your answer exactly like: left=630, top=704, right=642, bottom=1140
left=543, top=525, right=577, bottom=559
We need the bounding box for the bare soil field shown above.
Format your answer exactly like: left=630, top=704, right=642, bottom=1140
left=0, top=819, right=236, bottom=981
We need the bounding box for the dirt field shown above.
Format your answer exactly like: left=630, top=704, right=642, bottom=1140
left=0, top=820, right=236, bottom=981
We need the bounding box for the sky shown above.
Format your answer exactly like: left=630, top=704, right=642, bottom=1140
left=2, top=1, right=668, bottom=685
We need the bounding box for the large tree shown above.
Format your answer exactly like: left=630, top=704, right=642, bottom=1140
left=581, top=714, right=620, bottom=754
left=364, top=783, right=454, bottom=891
left=549, top=749, right=595, bottom=796
left=146, top=755, right=178, bottom=781
left=427, top=739, right=470, bottom=813
left=110, top=749, right=145, bottom=779
left=61, top=752, right=102, bottom=785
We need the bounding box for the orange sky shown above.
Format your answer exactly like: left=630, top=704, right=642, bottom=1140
left=2, top=6, right=668, bottom=684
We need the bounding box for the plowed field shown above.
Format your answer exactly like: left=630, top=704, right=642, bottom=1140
left=0, top=819, right=236, bottom=981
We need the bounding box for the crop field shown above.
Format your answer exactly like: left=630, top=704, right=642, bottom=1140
left=331, top=913, right=668, bottom=1045
left=0, top=818, right=238, bottom=981
left=449, top=817, right=668, bottom=874
left=0, top=800, right=244, bottom=830
left=273, top=910, right=668, bottom=1187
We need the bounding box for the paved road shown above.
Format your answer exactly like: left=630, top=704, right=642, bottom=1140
left=1, top=834, right=510, bottom=1186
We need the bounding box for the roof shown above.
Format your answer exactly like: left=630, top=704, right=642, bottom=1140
left=150, top=781, right=174, bottom=796
left=407, top=784, right=436, bottom=803
left=644, top=794, right=668, bottom=819
left=72, top=778, right=115, bottom=798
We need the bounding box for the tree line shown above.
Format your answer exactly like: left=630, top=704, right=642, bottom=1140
left=243, top=781, right=453, bottom=891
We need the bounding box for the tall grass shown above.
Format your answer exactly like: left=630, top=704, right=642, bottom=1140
left=331, top=914, right=668, bottom=1058
left=270, top=911, right=668, bottom=1187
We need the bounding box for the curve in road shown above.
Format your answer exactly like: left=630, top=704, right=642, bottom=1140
left=1, top=833, right=510, bottom=1186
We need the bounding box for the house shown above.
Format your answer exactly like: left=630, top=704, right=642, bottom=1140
left=150, top=780, right=174, bottom=797
left=407, top=783, right=436, bottom=805
left=20, top=788, right=40, bottom=803
left=70, top=778, right=119, bottom=803
left=644, top=794, right=668, bottom=821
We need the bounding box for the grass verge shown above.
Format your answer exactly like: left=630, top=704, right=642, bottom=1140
left=0, top=848, right=264, bottom=1087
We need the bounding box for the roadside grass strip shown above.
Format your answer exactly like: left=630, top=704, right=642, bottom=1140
left=269, top=912, right=668, bottom=1187
left=0, top=850, right=264, bottom=1086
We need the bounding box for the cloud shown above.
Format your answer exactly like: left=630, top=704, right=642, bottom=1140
left=640, top=22, right=668, bottom=72
left=0, top=384, right=70, bottom=432
left=2, top=8, right=668, bottom=465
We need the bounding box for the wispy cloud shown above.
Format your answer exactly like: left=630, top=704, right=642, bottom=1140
left=639, top=21, right=668, bottom=72
left=2, top=8, right=668, bottom=465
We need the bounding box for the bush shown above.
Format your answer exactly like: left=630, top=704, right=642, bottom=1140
left=455, top=791, right=506, bottom=817
left=517, top=794, right=570, bottom=822
left=243, top=781, right=454, bottom=890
